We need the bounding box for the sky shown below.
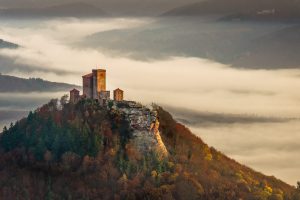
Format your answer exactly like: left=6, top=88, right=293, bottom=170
left=0, top=17, right=300, bottom=185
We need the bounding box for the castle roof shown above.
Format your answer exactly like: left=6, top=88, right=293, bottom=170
left=70, top=88, right=79, bottom=92
left=114, top=88, right=123, bottom=92
left=82, top=73, right=93, bottom=78
left=92, top=69, right=106, bottom=72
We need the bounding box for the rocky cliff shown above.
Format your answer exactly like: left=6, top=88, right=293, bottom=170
left=113, top=101, right=168, bottom=159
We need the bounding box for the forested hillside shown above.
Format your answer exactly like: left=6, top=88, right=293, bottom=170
left=0, top=98, right=299, bottom=199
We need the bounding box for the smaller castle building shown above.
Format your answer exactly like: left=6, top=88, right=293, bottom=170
left=114, top=88, right=124, bottom=101
left=70, top=88, right=80, bottom=104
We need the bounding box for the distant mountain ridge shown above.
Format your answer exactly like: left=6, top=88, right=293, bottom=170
left=0, top=74, right=80, bottom=92
left=82, top=17, right=300, bottom=69
left=0, top=2, right=107, bottom=18
left=163, top=0, right=300, bottom=21
left=0, top=39, right=18, bottom=49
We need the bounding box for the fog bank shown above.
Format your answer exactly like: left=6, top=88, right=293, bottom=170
left=0, top=17, right=299, bottom=185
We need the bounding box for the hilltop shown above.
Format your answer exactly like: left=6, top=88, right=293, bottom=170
left=0, top=74, right=80, bottom=93
left=0, top=98, right=299, bottom=199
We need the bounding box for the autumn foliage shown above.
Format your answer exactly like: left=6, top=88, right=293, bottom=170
left=0, top=99, right=299, bottom=200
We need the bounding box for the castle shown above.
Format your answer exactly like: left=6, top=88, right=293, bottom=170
left=69, top=68, right=124, bottom=104
left=69, top=68, right=168, bottom=158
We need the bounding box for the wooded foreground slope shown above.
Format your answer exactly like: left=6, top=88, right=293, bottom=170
left=0, top=99, right=299, bottom=200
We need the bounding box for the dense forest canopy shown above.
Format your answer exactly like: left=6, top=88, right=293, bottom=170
left=0, top=98, right=299, bottom=199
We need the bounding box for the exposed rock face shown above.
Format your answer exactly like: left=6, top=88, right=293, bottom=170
left=114, top=101, right=168, bottom=159
left=150, top=119, right=169, bottom=159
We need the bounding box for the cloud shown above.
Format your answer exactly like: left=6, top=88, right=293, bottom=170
left=0, top=110, right=29, bottom=130
left=0, top=54, right=73, bottom=75
left=189, top=120, right=300, bottom=185
left=0, top=91, right=66, bottom=128
left=1, top=18, right=300, bottom=116
left=228, top=89, right=276, bottom=96
left=0, top=110, right=28, bottom=121
left=0, top=17, right=300, bottom=185
left=0, top=92, right=66, bottom=110
left=80, top=17, right=300, bottom=69
left=0, top=18, right=148, bottom=81
left=164, top=105, right=293, bottom=127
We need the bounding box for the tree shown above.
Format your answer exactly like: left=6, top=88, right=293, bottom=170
left=2, top=126, right=7, bottom=133
left=44, top=150, right=53, bottom=164
left=27, top=111, right=34, bottom=122
left=48, top=99, right=58, bottom=111
left=34, top=138, right=47, bottom=161
left=108, top=101, right=114, bottom=109
left=60, top=94, right=69, bottom=108
left=293, top=182, right=300, bottom=200
left=45, top=176, right=54, bottom=200
left=9, top=122, right=13, bottom=130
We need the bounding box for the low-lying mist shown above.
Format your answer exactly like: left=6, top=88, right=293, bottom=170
left=0, top=17, right=299, bottom=185
left=166, top=105, right=300, bottom=185
left=189, top=120, right=300, bottom=186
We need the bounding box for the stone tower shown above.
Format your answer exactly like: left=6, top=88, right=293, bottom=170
left=82, top=69, right=107, bottom=99
left=92, top=69, right=106, bottom=99
left=82, top=73, right=93, bottom=98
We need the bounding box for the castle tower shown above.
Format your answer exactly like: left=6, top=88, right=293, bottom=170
left=82, top=73, right=93, bottom=98
left=113, top=88, right=124, bottom=101
left=92, top=69, right=106, bottom=99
